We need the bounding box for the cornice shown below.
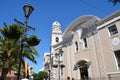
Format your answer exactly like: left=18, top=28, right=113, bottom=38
left=97, top=10, right=120, bottom=27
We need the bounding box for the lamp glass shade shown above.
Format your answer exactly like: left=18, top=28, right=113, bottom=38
left=23, top=4, right=34, bottom=18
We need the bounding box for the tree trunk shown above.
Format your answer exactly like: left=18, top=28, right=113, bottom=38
left=0, top=58, right=10, bottom=80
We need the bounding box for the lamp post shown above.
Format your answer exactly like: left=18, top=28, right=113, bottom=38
left=49, top=53, right=53, bottom=80
left=17, top=4, right=34, bottom=80
left=55, top=49, right=63, bottom=80
left=48, top=58, right=51, bottom=80
left=23, top=4, right=34, bottom=34
left=48, top=69, right=51, bottom=80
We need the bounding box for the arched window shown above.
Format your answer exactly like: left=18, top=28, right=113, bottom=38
left=56, top=37, right=59, bottom=42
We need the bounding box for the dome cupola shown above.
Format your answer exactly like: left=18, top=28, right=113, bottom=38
left=52, top=21, right=61, bottom=27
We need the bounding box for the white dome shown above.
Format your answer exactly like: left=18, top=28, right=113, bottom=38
left=52, top=21, right=61, bottom=26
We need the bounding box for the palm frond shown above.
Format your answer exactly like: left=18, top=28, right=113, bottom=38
left=29, top=46, right=40, bottom=57
left=23, top=51, right=37, bottom=64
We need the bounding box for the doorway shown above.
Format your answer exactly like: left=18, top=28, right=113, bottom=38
left=79, top=66, right=88, bottom=80
left=76, top=60, right=89, bottom=80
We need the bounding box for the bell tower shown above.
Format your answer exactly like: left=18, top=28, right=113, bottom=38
left=51, top=21, right=62, bottom=46
left=50, top=21, right=63, bottom=80
left=50, top=21, right=62, bottom=53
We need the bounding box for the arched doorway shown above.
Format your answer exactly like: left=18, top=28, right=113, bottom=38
left=76, top=60, right=89, bottom=80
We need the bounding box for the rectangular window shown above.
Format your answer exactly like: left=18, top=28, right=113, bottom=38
left=75, top=41, right=78, bottom=51
left=83, top=37, right=88, bottom=48
left=108, top=25, right=118, bottom=36
left=114, top=50, right=120, bottom=69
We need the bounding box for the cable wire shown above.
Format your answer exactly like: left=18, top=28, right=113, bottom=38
left=80, top=0, right=109, bottom=15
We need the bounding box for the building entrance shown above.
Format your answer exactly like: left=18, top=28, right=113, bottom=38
left=79, top=66, right=88, bottom=80
left=76, top=60, right=89, bottom=80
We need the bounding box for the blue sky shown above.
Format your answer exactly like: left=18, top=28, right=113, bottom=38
left=0, top=0, right=119, bottom=73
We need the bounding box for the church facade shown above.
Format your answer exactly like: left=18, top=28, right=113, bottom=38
left=50, top=10, right=120, bottom=80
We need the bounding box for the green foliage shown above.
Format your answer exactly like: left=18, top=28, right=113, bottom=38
left=26, top=35, right=40, bottom=46
left=60, top=64, right=65, bottom=68
left=33, top=71, right=49, bottom=80
left=0, top=23, right=40, bottom=80
left=1, top=23, right=23, bottom=39
left=52, top=64, right=58, bottom=68
left=32, top=73, right=38, bottom=80
left=108, top=0, right=120, bottom=5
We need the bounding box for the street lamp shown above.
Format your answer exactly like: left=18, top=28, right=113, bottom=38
left=23, top=4, right=34, bottom=19
left=48, top=69, right=51, bottom=80
left=23, top=4, right=34, bottom=33
left=55, top=49, right=63, bottom=80
left=17, top=4, right=34, bottom=80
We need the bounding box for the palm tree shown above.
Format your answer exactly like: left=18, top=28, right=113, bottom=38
left=0, top=23, right=40, bottom=80
left=0, top=35, right=20, bottom=80
left=108, top=0, right=120, bottom=5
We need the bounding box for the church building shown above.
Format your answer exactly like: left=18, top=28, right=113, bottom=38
left=50, top=10, right=120, bottom=80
